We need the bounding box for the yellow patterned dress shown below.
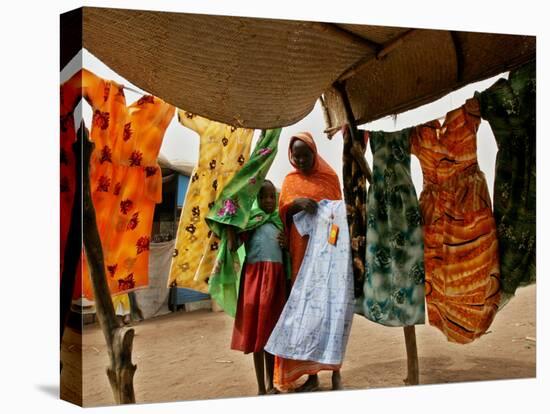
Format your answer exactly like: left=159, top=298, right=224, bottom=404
left=169, top=110, right=253, bottom=293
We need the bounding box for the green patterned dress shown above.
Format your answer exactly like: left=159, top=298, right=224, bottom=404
left=475, top=61, right=536, bottom=306
left=359, top=128, right=425, bottom=327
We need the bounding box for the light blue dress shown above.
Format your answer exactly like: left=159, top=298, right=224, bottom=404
left=264, top=200, right=354, bottom=365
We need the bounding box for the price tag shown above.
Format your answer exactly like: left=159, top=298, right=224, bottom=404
left=328, top=223, right=339, bottom=245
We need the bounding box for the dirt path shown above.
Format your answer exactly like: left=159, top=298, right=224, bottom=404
left=61, top=285, right=536, bottom=407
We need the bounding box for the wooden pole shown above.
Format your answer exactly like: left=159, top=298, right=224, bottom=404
left=403, top=326, right=419, bottom=385
left=333, top=81, right=372, bottom=182
left=337, top=29, right=417, bottom=83
left=376, top=29, right=416, bottom=59
left=334, top=81, right=419, bottom=386
left=318, top=96, right=335, bottom=140
left=80, top=122, right=137, bottom=404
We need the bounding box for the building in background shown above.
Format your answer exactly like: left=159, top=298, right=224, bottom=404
left=154, top=154, right=194, bottom=242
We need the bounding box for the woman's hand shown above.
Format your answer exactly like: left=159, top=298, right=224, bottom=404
left=277, top=232, right=288, bottom=249
left=285, top=198, right=318, bottom=225
left=293, top=198, right=318, bottom=214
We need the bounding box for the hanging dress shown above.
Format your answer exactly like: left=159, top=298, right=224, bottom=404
left=91, top=90, right=174, bottom=299
left=169, top=111, right=253, bottom=293
left=359, top=128, right=425, bottom=327
left=341, top=127, right=368, bottom=298
left=72, top=69, right=175, bottom=299
left=60, top=74, right=80, bottom=282
left=342, top=128, right=367, bottom=301
left=475, top=61, right=536, bottom=306
left=265, top=200, right=354, bottom=366
left=112, top=293, right=131, bottom=316
left=411, top=99, right=501, bottom=344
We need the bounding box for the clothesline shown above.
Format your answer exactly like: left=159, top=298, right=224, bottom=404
left=323, top=90, right=486, bottom=136
left=122, top=84, right=146, bottom=96
left=323, top=112, right=448, bottom=135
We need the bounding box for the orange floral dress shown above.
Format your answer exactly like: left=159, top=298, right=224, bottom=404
left=62, top=69, right=175, bottom=299
left=411, top=100, right=501, bottom=344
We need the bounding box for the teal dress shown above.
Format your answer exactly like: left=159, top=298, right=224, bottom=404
left=358, top=128, right=425, bottom=327
left=475, top=61, right=536, bottom=305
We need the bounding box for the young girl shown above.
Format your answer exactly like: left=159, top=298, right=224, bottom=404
left=228, top=180, right=288, bottom=394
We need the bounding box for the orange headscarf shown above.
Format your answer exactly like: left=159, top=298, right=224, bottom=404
left=279, top=132, right=342, bottom=280
left=279, top=132, right=342, bottom=219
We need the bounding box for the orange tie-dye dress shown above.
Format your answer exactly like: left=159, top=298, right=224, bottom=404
left=62, top=69, right=175, bottom=300
left=411, top=99, right=501, bottom=344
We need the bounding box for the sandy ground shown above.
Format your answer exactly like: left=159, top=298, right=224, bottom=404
left=61, top=285, right=536, bottom=407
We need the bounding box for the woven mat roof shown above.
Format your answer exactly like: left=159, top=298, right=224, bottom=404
left=61, top=7, right=535, bottom=129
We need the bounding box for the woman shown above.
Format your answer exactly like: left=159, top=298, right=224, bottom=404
left=270, top=132, right=344, bottom=392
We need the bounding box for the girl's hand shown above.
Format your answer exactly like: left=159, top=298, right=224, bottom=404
left=227, top=227, right=237, bottom=252
left=293, top=198, right=318, bottom=214
left=277, top=232, right=288, bottom=249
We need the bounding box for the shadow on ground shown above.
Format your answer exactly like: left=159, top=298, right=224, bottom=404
left=343, top=356, right=535, bottom=390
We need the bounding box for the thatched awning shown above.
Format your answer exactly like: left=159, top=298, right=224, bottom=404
left=61, top=7, right=535, bottom=129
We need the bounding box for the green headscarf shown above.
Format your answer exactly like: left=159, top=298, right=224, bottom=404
left=243, top=198, right=284, bottom=233
left=206, top=128, right=285, bottom=316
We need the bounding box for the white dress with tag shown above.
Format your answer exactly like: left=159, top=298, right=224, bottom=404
left=265, top=199, right=354, bottom=365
